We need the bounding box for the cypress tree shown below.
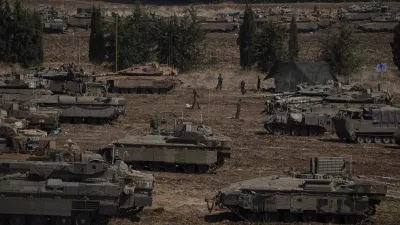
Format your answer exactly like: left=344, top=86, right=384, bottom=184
left=391, top=23, right=400, bottom=70
left=89, top=6, right=105, bottom=64
left=288, top=16, right=299, bottom=60
left=239, top=4, right=257, bottom=70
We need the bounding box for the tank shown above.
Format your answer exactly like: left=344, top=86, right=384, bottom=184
left=0, top=101, right=60, bottom=131
left=0, top=152, right=154, bottom=225
left=36, top=66, right=107, bottom=96
left=99, top=62, right=181, bottom=94
left=97, top=121, right=232, bottom=173
left=332, top=106, right=400, bottom=143
left=295, top=81, right=352, bottom=97
left=33, top=95, right=125, bottom=124
left=324, top=90, right=391, bottom=104
left=205, top=156, right=387, bottom=223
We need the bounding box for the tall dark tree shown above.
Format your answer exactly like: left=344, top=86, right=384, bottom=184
left=391, top=23, right=400, bottom=70
left=239, top=4, right=257, bottom=69
left=321, top=20, right=361, bottom=77
left=256, top=21, right=287, bottom=72
left=89, top=6, right=105, bottom=64
left=288, top=16, right=299, bottom=60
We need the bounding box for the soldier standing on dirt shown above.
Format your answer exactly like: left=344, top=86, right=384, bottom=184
left=240, top=80, right=246, bottom=95
left=257, top=76, right=261, bottom=91
left=235, top=98, right=242, bottom=119
left=216, top=74, right=223, bottom=90
left=191, top=89, right=201, bottom=109
left=260, top=100, right=271, bottom=115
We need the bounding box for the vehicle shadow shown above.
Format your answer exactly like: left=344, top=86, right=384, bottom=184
left=317, top=138, right=353, bottom=144
left=254, top=131, right=270, bottom=136
left=204, top=212, right=242, bottom=223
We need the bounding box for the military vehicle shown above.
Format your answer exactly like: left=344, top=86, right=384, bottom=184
left=295, top=81, right=352, bottom=97
left=98, top=62, right=181, bottom=94
left=0, top=101, right=60, bottom=131
left=36, top=66, right=107, bottom=96
left=33, top=95, right=125, bottom=124
left=333, top=106, right=400, bottom=143
left=67, top=12, right=91, bottom=29
left=200, top=22, right=240, bottom=33
left=0, top=151, right=154, bottom=225
left=205, top=156, right=387, bottom=223
left=393, top=128, right=400, bottom=145
left=38, top=5, right=68, bottom=33
left=325, top=90, right=391, bottom=104
left=357, top=22, right=397, bottom=32
left=97, top=121, right=232, bottom=173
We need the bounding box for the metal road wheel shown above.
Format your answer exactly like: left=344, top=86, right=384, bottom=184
left=273, top=127, right=283, bottom=135
left=308, top=128, right=317, bottom=136
left=382, top=137, right=391, bottom=144
left=30, top=216, right=47, bottom=225
left=325, top=214, right=341, bottom=224
left=391, top=138, right=396, bottom=144
left=163, top=163, right=176, bottom=172
left=183, top=164, right=196, bottom=173
left=54, top=216, right=71, bottom=225
left=9, top=215, right=26, bottom=225
left=74, top=213, right=91, bottom=225
left=343, top=215, right=358, bottom=224
left=196, top=165, right=210, bottom=173
left=283, top=128, right=291, bottom=135
left=356, top=136, right=365, bottom=143
left=149, top=162, right=160, bottom=171
left=365, top=136, right=373, bottom=144
left=263, top=212, right=278, bottom=222
left=283, top=212, right=299, bottom=222
left=245, top=212, right=262, bottom=222
left=87, top=118, right=96, bottom=124
left=373, top=136, right=382, bottom=143
left=73, top=118, right=82, bottom=124
left=300, top=128, right=308, bottom=136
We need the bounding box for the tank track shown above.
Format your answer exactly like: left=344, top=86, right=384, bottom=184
left=128, top=158, right=224, bottom=174
left=59, top=117, right=117, bottom=125
left=348, top=133, right=396, bottom=144
left=265, top=123, right=326, bottom=136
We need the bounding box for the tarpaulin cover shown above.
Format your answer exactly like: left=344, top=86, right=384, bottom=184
left=371, top=106, right=400, bottom=123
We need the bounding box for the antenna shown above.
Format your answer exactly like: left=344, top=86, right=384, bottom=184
left=115, top=15, right=118, bottom=73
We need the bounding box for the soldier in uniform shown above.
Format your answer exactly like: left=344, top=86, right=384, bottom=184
left=260, top=100, right=272, bottom=114
left=235, top=98, right=242, bottom=119
left=63, top=139, right=81, bottom=162
left=191, top=89, right=201, bottom=109
left=216, top=74, right=223, bottom=90
left=257, top=75, right=261, bottom=90
left=240, top=80, right=246, bottom=95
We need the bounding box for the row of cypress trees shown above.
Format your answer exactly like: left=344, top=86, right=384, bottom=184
left=0, top=0, right=43, bottom=67
left=89, top=5, right=205, bottom=72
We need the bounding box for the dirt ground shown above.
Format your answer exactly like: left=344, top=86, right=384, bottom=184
left=56, top=87, right=400, bottom=225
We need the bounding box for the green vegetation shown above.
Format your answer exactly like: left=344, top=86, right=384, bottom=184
left=89, top=6, right=106, bottom=64
left=105, top=4, right=205, bottom=72
left=239, top=5, right=257, bottom=69
left=321, top=20, right=361, bottom=77
left=0, top=0, right=43, bottom=67
left=391, top=23, right=400, bottom=70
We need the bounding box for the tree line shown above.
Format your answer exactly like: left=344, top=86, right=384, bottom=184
left=239, top=4, right=361, bottom=77
left=105, top=0, right=399, bottom=5
left=0, top=0, right=43, bottom=67
left=89, top=4, right=205, bottom=72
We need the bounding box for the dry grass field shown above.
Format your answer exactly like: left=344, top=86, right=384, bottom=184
left=4, top=1, right=400, bottom=225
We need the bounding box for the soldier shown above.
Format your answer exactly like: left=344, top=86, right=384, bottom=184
left=240, top=80, right=246, bottom=95
left=63, top=139, right=80, bottom=162
left=257, top=75, right=261, bottom=90
left=191, top=89, right=201, bottom=109
left=235, top=98, right=242, bottom=119
left=216, top=74, right=223, bottom=90
left=260, top=100, right=271, bottom=114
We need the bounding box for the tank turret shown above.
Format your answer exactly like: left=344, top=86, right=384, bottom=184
left=206, top=156, right=387, bottom=223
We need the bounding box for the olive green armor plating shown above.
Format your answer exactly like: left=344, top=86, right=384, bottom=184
left=98, top=122, right=232, bottom=173
left=206, top=157, right=387, bottom=224
left=0, top=153, right=154, bottom=225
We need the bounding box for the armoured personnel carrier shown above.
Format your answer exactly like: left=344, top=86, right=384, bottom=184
left=333, top=106, right=400, bottom=143
left=0, top=151, right=154, bottom=225
left=97, top=121, right=231, bottom=173
left=205, top=156, right=387, bottom=223
left=33, top=95, right=125, bottom=124
left=98, top=62, right=181, bottom=94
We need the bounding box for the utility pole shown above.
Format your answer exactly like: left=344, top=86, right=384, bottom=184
left=115, top=15, right=118, bottom=73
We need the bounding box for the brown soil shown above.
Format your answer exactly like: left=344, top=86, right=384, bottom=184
left=57, top=89, right=400, bottom=225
